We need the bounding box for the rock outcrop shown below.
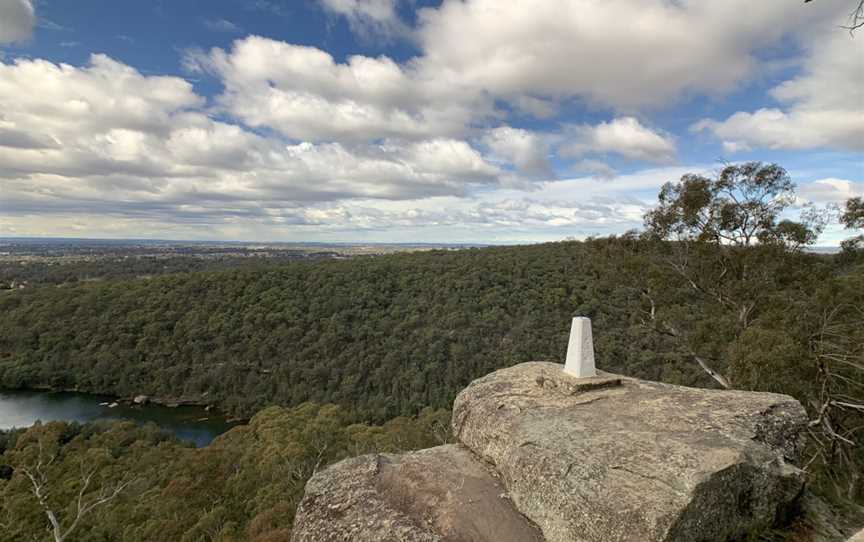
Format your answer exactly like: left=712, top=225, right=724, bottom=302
left=292, top=362, right=812, bottom=542
left=453, top=362, right=806, bottom=541
left=291, top=444, right=543, bottom=542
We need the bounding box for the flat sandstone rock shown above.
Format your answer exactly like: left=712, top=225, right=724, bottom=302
left=452, top=362, right=808, bottom=542
left=290, top=444, right=544, bottom=542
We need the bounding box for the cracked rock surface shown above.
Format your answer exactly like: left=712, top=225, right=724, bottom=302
left=290, top=444, right=544, bottom=542
left=452, top=362, right=808, bottom=542
left=291, top=361, right=812, bottom=542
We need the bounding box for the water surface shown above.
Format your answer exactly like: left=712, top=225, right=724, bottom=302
left=0, top=389, right=239, bottom=447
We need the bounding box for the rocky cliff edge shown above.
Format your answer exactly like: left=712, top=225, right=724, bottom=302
left=292, top=362, right=826, bottom=541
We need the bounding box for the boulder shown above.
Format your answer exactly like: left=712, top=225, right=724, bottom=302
left=133, top=394, right=149, bottom=405
left=452, top=362, right=808, bottom=542
left=291, top=444, right=543, bottom=542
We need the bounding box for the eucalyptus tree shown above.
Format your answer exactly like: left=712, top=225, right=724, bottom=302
left=640, top=162, right=824, bottom=388
left=840, top=196, right=864, bottom=253
left=1, top=423, right=135, bottom=542
left=640, top=163, right=864, bottom=498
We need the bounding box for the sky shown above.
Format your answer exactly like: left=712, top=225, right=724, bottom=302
left=0, top=0, right=861, bottom=245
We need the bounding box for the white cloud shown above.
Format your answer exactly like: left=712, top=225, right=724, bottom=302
left=187, top=36, right=490, bottom=141
left=203, top=18, right=242, bottom=33
left=300, top=165, right=698, bottom=241
left=0, top=161, right=682, bottom=243
left=568, top=159, right=617, bottom=181
left=0, top=55, right=202, bottom=135
left=693, top=30, right=864, bottom=151
left=185, top=31, right=681, bottom=167
left=559, top=117, right=676, bottom=164
left=1, top=1, right=858, bottom=243
left=482, top=127, right=553, bottom=179
left=0, top=51, right=698, bottom=245
left=513, top=96, right=558, bottom=119
left=326, top=165, right=696, bottom=235
left=414, top=0, right=838, bottom=110
left=0, top=54, right=511, bottom=231
left=318, top=0, right=407, bottom=41
left=0, top=0, right=35, bottom=44
left=798, top=178, right=863, bottom=204
left=186, top=2, right=852, bottom=148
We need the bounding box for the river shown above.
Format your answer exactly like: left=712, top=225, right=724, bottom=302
left=0, top=389, right=241, bottom=447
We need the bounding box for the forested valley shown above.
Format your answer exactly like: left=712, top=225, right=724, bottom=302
left=1, top=164, right=862, bottom=540
left=0, top=405, right=450, bottom=541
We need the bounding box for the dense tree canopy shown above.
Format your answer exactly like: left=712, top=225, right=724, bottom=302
left=0, top=236, right=860, bottom=499
left=0, top=404, right=449, bottom=541
left=1, top=239, right=771, bottom=422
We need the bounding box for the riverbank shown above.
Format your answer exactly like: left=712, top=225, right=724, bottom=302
left=0, top=388, right=244, bottom=446
left=18, top=383, right=248, bottom=421
left=24, top=383, right=212, bottom=408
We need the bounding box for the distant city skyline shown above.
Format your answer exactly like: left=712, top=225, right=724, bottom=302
left=0, top=0, right=861, bottom=245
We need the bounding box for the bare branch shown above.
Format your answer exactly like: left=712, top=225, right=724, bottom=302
left=18, top=438, right=134, bottom=542
left=639, top=289, right=731, bottom=389
left=841, top=0, right=864, bottom=32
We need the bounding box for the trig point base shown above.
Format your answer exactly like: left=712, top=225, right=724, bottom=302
left=564, top=316, right=597, bottom=378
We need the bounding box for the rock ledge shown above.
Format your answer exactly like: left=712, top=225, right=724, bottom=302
left=292, top=362, right=810, bottom=542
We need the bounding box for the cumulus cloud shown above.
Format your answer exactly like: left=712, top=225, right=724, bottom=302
left=798, top=178, right=863, bottom=204
left=186, top=35, right=490, bottom=141
left=414, top=0, right=838, bottom=110
left=0, top=55, right=509, bottom=230
left=693, top=31, right=864, bottom=152
left=318, top=0, right=408, bottom=41
left=0, top=55, right=202, bottom=135
left=2, top=1, right=858, bottom=242
left=482, top=127, right=553, bottom=179
left=187, top=33, right=678, bottom=164
left=0, top=121, right=59, bottom=149
left=511, top=96, right=558, bottom=119
left=559, top=117, right=676, bottom=164
left=568, top=159, right=617, bottom=181
left=0, top=46, right=695, bottom=243
left=0, top=0, right=35, bottom=44
left=184, top=2, right=850, bottom=146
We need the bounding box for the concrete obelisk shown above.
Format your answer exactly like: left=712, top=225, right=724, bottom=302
left=564, top=317, right=596, bottom=378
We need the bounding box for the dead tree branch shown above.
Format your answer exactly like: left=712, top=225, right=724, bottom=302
left=20, top=442, right=133, bottom=542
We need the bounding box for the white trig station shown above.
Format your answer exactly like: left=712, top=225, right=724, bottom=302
left=564, top=316, right=597, bottom=378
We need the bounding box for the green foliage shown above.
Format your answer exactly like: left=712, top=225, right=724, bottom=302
left=841, top=197, right=864, bottom=230
left=0, top=256, right=247, bottom=290
left=642, top=163, right=861, bottom=501
left=0, top=240, right=727, bottom=421
left=0, top=404, right=449, bottom=541
left=644, top=162, right=820, bottom=248
left=840, top=196, right=864, bottom=255
left=1, top=238, right=861, bottom=490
